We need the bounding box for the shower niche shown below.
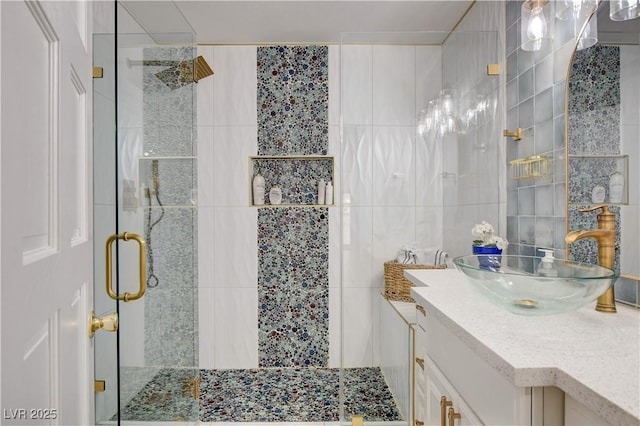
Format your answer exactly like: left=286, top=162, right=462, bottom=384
left=249, top=155, right=335, bottom=207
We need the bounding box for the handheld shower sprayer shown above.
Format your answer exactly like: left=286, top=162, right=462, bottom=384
left=152, top=159, right=160, bottom=192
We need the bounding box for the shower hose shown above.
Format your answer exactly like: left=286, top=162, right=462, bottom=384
left=145, top=186, right=165, bottom=288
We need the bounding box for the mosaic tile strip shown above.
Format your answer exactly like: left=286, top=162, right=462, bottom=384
left=256, top=45, right=331, bottom=368
left=257, top=45, right=328, bottom=155
left=567, top=45, right=622, bottom=273
left=257, top=207, right=329, bottom=367
left=142, top=46, right=198, bottom=369
left=568, top=46, right=620, bottom=156
left=252, top=157, right=333, bottom=205
left=568, top=157, right=622, bottom=204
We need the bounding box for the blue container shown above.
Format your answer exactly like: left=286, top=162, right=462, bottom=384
left=472, top=245, right=502, bottom=269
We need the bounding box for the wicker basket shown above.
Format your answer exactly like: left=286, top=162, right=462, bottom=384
left=383, top=260, right=446, bottom=302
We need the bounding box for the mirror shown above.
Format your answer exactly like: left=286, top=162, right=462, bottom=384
left=566, top=1, right=640, bottom=299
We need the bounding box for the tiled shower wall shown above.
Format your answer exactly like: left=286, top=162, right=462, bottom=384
left=440, top=1, right=506, bottom=256
left=255, top=46, right=330, bottom=367
left=196, top=42, right=444, bottom=369
left=196, top=45, right=342, bottom=369
left=142, top=46, right=198, bottom=367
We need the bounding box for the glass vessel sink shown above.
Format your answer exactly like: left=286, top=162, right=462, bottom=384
left=453, top=255, right=617, bottom=316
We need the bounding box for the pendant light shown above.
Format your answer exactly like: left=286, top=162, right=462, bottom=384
left=610, top=0, right=640, bottom=21
left=556, top=0, right=598, bottom=50
left=521, top=0, right=552, bottom=51
left=576, top=6, right=599, bottom=50
left=556, top=0, right=597, bottom=20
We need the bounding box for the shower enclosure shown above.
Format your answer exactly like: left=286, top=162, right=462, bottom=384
left=93, top=4, right=199, bottom=421
left=93, top=2, right=502, bottom=424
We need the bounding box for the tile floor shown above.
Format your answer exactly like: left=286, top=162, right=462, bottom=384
left=117, top=367, right=402, bottom=424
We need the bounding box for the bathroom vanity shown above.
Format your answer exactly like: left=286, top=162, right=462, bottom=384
left=407, top=269, right=640, bottom=426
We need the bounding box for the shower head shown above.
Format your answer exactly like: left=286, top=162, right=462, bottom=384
left=128, top=56, right=214, bottom=90
left=153, top=55, right=213, bottom=90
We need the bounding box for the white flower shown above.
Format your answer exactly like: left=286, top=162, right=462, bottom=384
left=471, top=221, right=508, bottom=249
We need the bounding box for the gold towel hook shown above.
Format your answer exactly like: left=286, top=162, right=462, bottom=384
left=503, top=128, right=523, bottom=141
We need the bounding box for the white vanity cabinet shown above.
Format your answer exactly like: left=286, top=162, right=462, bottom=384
left=407, top=269, right=640, bottom=426
left=414, top=301, right=563, bottom=426
left=414, top=302, right=485, bottom=426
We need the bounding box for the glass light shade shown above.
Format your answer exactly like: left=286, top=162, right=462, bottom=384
left=521, top=0, right=552, bottom=51
left=438, top=90, right=457, bottom=135
left=557, top=0, right=598, bottom=20
left=609, top=0, right=640, bottom=21
left=576, top=6, right=598, bottom=50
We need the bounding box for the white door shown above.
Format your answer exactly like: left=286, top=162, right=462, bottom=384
left=1, top=1, right=94, bottom=424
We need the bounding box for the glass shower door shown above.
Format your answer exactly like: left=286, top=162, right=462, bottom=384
left=93, top=27, right=199, bottom=424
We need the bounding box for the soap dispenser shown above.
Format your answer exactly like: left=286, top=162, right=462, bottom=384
left=536, top=249, right=558, bottom=277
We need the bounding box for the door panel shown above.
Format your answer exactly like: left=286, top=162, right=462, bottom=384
left=1, top=1, right=93, bottom=424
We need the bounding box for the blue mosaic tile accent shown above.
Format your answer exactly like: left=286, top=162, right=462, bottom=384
left=253, top=157, right=333, bottom=205
left=568, top=205, right=621, bottom=273
left=568, top=157, right=620, bottom=204
left=567, top=46, right=622, bottom=272
left=257, top=207, right=329, bottom=367
left=256, top=45, right=330, bottom=368
left=257, top=45, right=329, bottom=155
left=568, top=46, right=620, bottom=156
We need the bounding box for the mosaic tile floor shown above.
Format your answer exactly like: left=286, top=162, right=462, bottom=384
left=118, top=367, right=402, bottom=423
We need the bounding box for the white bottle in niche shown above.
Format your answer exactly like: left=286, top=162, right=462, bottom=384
left=317, top=178, right=326, bottom=205
left=609, top=172, right=624, bottom=204
left=253, top=173, right=265, bottom=205
left=325, top=181, right=333, bottom=205
left=269, top=184, right=282, bottom=205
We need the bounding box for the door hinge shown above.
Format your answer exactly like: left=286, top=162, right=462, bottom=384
left=93, top=67, right=103, bottom=78
left=95, top=380, right=106, bottom=392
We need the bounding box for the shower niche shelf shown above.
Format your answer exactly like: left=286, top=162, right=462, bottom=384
left=249, top=155, right=335, bottom=207
left=568, top=155, right=629, bottom=205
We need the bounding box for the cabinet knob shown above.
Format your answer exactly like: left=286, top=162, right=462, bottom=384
left=440, top=396, right=453, bottom=426
left=415, top=421, right=425, bottom=426
left=415, top=357, right=425, bottom=370
left=448, top=407, right=461, bottom=426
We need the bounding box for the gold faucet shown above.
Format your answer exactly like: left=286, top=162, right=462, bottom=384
left=565, top=205, right=616, bottom=313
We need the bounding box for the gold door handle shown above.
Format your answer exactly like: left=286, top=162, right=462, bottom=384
left=415, top=421, right=425, bottom=426
left=440, top=396, right=453, bottom=426
left=415, top=357, right=425, bottom=370
left=89, top=311, right=118, bottom=338
left=448, top=407, right=461, bottom=426
left=416, top=305, right=426, bottom=315
left=105, top=232, right=146, bottom=302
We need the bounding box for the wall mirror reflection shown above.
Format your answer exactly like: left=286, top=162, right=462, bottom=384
left=566, top=0, right=640, bottom=305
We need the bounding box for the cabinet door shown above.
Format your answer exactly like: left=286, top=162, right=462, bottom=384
left=425, top=357, right=483, bottom=426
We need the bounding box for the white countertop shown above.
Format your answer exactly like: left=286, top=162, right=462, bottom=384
left=406, top=269, right=640, bottom=426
